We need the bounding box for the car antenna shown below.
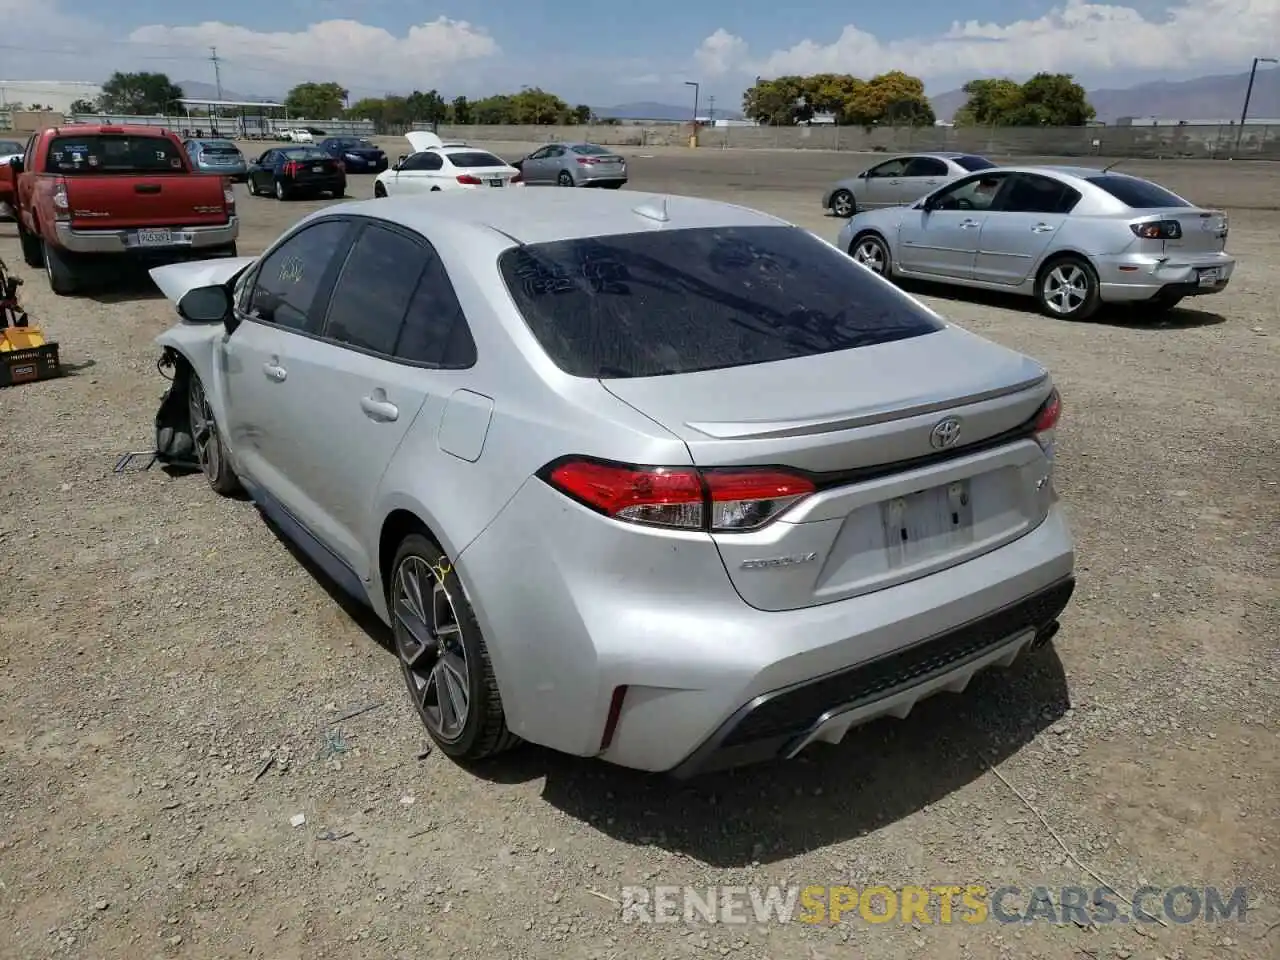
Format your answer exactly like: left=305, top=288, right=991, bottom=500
left=1101, top=158, right=1125, bottom=173
left=632, top=196, right=669, bottom=224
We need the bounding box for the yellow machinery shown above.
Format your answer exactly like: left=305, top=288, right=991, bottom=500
left=0, top=256, right=61, bottom=387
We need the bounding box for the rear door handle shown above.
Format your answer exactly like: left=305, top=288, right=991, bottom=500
left=1031, top=222, right=1055, bottom=233
left=262, top=361, right=287, bottom=382
left=360, top=394, right=399, bottom=422
left=959, top=219, right=980, bottom=229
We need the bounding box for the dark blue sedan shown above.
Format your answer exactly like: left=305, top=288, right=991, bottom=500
left=318, top=136, right=388, bottom=173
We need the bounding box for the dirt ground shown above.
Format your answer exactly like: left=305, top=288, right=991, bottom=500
left=0, top=142, right=1276, bottom=960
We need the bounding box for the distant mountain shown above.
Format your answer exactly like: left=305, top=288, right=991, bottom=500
left=176, top=80, right=279, bottom=104
left=595, top=101, right=742, bottom=122
left=929, top=68, right=1280, bottom=124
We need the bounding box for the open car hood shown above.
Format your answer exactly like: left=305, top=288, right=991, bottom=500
left=404, top=130, right=443, bottom=152
left=149, top=257, right=257, bottom=306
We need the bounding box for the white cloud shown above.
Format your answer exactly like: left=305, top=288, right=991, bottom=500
left=695, top=0, right=1280, bottom=83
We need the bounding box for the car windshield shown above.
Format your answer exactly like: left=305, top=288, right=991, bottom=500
left=954, top=155, right=996, bottom=171
left=281, top=147, right=329, bottom=160
left=0, top=140, right=24, bottom=154
left=499, top=225, right=944, bottom=379
left=1086, top=174, right=1190, bottom=208
left=448, top=151, right=506, bottom=168
left=46, top=135, right=186, bottom=174
left=570, top=144, right=612, bottom=156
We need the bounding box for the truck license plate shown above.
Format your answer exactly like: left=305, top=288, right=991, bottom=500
left=1197, top=268, right=1220, bottom=287
left=312, top=165, right=324, bottom=173
left=488, top=179, right=504, bottom=187
left=137, top=228, right=172, bottom=247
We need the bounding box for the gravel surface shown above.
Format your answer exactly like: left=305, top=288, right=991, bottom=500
left=1, top=143, right=1276, bottom=960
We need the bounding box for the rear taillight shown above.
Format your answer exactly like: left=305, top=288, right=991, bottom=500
left=1130, top=219, right=1182, bottom=240
left=456, top=174, right=482, bottom=185
left=283, top=161, right=299, bottom=176
left=53, top=178, right=69, bottom=220
left=576, top=157, right=596, bottom=165
left=541, top=457, right=816, bottom=532
left=222, top=178, right=235, bottom=214
left=1032, top=389, right=1061, bottom=455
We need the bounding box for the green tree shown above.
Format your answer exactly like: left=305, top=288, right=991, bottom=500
left=570, top=104, right=592, bottom=124
left=450, top=95, right=472, bottom=124
left=404, top=89, right=448, bottom=125
left=285, top=81, right=348, bottom=120
left=98, top=71, right=184, bottom=115
left=953, top=74, right=1094, bottom=126
left=346, top=97, right=387, bottom=123
left=68, top=98, right=97, bottom=114
left=508, top=87, right=571, bottom=124
left=472, top=95, right=513, bottom=123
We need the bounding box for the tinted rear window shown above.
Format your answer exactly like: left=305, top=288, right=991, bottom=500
left=1086, top=175, right=1189, bottom=208
left=282, top=147, right=329, bottom=160
left=202, top=142, right=240, bottom=155
left=47, top=135, right=186, bottom=174
left=448, top=151, right=505, bottom=168
left=570, top=144, right=612, bottom=156
left=499, top=225, right=944, bottom=379
left=955, top=155, right=996, bottom=171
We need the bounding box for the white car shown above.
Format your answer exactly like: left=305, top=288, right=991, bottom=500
left=373, top=131, right=521, bottom=198
left=284, top=129, right=314, bottom=144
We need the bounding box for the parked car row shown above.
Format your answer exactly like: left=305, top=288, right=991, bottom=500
left=825, top=152, right=1234, bottom=321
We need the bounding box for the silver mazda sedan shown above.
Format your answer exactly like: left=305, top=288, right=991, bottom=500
left=148, top=189, right=1075, bottom=777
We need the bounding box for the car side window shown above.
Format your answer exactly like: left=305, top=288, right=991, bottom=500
left=258, top=151, right=274, bottom=164
left=995, top=173, right=1082, bottom=215
left=395, top=248, right=477, bottom=368
left=528, top=147, right=550, bottom=160
left=903, top=157, right=948, bottom=177
left=867, top=158, right=908, bottom=178
left=245, top=220, right=355, bottom=333
left=322, top=224, right=426, bottom=355
left=931, top=172, right=1013, bottom=211
left=546, top=145, right=565, bottom=158
left=420, top=152, right=444, bottom=171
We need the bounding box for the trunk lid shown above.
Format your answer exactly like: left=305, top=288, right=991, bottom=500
left=1134, top=207, right=1229, bottom=255
left=601, top=326, right=1058, bottom=611
left=66, top=174, right=229, bottom=229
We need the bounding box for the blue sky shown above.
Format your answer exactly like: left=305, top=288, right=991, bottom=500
left=1, top=0, right=1274, bottom=107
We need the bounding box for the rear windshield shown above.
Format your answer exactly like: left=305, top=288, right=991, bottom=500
left=332, top=138, right=367, bottom=149
left=570, top=144, right=612, bottom=156
left=448, top=151, right=505, bottom=168
left=0, top=140, right=24, bottom=155
left=47, top=135, right=186, bottom=174
left=1087, top=175, right=1189, bottom=208
left=499, top=225, right=944, bottom=379
left=202, top=141, right=241, bottom=155
left=281, top=147, right=329, bottom=160
left=954, top=155, right=995, bottom=171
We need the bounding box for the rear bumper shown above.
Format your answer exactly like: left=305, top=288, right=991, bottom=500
left=578, top=172, right=627, bottom=186
left=1095, top=251, right=1235, bottom=302
left=54, top=217, right=239, bottom=254
left=292, top=177, right=346, bottom=193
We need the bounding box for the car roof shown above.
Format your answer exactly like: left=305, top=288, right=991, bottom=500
left=50, top=123, right=169, bottom=137
left=318, top=189, right=789, bottom=246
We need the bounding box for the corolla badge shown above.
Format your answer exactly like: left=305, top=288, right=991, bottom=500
left=740, top=552, right=818, bottom=570
left=929, top=416, right=962, bottom=450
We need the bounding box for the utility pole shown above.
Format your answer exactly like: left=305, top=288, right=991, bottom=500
left=210, top=47, right=224, bottom=102
left=1236, top=56, right=1277, bottom=152
left=708, top=95, right=715, bottom=125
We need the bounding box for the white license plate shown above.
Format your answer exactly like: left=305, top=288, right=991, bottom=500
left=1197, top=269, right=1220, bottom=286
left=312, top=165, right=324, bottom=173
left=488, top=179, right=504, bottom=187
left=881, top=481, right=974, bottom=567
left=136, top=228, right=172, bottom=247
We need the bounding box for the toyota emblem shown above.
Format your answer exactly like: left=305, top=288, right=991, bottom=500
left=929, top=417, right=962, bottom=450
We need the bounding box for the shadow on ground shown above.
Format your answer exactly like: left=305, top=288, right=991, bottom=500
left=271, top=508, right=1072, bottom=867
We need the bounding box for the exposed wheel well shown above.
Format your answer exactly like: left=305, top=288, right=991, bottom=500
left=849, top=229, right=887, bottom=256
left=378, top=509, right=434, bottom=600
left=1036, top=250, right=1095, bottom=281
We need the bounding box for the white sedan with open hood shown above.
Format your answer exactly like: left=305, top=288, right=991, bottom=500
left=373, top=131, right=522, bottom=198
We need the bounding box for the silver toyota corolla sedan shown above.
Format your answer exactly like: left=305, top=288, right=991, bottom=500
left=823, top=152, right=996, bottom=217
left=146, top=189, right=1074, bottom=777
left=836, top=165, right=1234, bottom=320
left=514, top=141, right=627, bottom=188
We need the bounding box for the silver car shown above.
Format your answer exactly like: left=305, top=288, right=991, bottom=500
left=183, top=138, right=249, bottom=182
left=837, top=165, right=1234, bottom=320
left=823, top=152, right=996, bottom=217
left=515, top=141, right=627, bottom=188
left=146, top=189, right=1074, bottom=776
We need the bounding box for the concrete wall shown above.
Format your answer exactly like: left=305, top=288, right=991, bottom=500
left=0, top=109, right=64, bottom=134
left=432, top=122, right=1280, bottom=160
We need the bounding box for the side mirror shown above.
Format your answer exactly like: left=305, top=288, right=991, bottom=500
left=396, top=155, right=407, bottom=168
left=921, top=195, right=938, bottom=212
left=9, top=157, right=23, bottom=175
left=857, top=170, right=866, bottom=179
left=177, top=285, right=232, bottom=324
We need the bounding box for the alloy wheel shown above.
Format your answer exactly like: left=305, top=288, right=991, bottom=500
left=186, top=375, right=221, bottom=484
left=392, top=555, right=471, bottom=743
left=275, top=180, right=286, bottom=200
left=832, top=190, right=854, bottom=217
left=1042, top=263, right=1089, bottom=315
left=853, top=237, right=887, bottom=274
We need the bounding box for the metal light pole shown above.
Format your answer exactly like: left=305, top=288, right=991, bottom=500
left=1237, top=56, right=1277, bottom=151
left=685, top=80, right=700, bottom=125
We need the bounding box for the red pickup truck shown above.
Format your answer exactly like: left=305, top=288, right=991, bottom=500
left=9, top=124, right=239, bottom=295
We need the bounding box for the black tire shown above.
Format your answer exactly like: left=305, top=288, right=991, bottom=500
left=1035, top=255, right=1101, bottom=321
left=557, top=170, right=574, bottom=187
left=830, top=188, right=856, bottom=217
left=374, top=182, right=387, bottom=198
left=43, top=242, right=79, bottom=296
left=388, top=532, right=519, bottom=762
left=848, top=231, right=892, bottom=279
left=18, top=220, right=43, bottom=267
left=430, top=186, right=441, bottom=192
left=186, top=369, right=241, bottom=496
left=274, top=178, right=291, bottom=201
left=247, top=177, right=261, bottom=197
